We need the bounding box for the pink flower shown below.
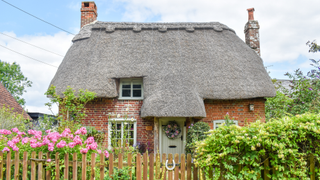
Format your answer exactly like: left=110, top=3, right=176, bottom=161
left=56, top=140, right=66, bottom=148
left=30, top=138, right=37, bottom=144
left=45, top=130, right=51, bottom=134
left=89, top=142, right=98, bottom=150
left=69, top=134, right=74, bottom=139
left=30, top=143, right=37, bottom=148
left=61, top=128, right=71, bottom=137
left=80, top=148, right=88, bottom=154
left=80, top=127, right=87, bottom=135
left=48, top=143, right=54, bottom=151
left=68, top=142, right=76, bottom=148
left=73, top=136, right=82, bottom=145
left=22, top=137, right=29, bottom=144
left=47, top=159, right=51, bottom=162
left=85, top=137, right=94, bottom=144
left=0, top=129, right=12, bottom=135
left=48, top=146, right=54, bottom=151
left=74, top=129, right=81, bottom=135
left=104, top=150, right=109, bottom=158
left=12, top=146, right=19, bottom=151
left=12, top=137, right=20, bottom=144
left=42, top=138, right=50, bottom=145
left=11, top=127, right=19, bottom=133
left=97, top=150, right=101, bottom=154
left=7, top=141, right=14, bottom=148
left=167, top=125, right=171, bottom=128
left=2, top=147, right=10, bottom=152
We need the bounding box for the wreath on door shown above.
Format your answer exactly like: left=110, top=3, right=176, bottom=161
left=163, top=121, right=181, bottom=139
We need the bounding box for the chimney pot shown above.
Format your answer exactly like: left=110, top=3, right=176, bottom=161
left=247, top=8, right=255, bottom=21
left=244, top=8, right=260, bottom=56
left=80, top=1, right=98, bottom=28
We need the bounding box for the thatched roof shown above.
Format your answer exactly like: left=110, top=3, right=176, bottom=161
left=50, top=22, right=276, bottom=118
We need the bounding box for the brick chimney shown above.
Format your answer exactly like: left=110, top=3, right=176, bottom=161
left=244, top=8, right=260, bottom=56
left=81, top=1, right=98, bottom=28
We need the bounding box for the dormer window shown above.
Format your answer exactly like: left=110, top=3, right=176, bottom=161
left=119, top=79, right=143, bottom=100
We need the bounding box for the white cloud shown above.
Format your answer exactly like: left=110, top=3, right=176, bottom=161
left=0, top=31, right=73, bottom=114
left=116, top=0, right=320, bottom=63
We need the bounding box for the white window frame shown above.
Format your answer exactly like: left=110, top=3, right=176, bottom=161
left=213, top=120, right=238, bottom=129
left=119, top=79, right=143, bottom=100
left=108, top=118, right=137, bottom=149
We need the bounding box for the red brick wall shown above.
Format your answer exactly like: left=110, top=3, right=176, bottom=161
left=200, top=98, right=266, bottom=129
left=81, top=2, right=97, bottom=28
left=82, top=98, right=154, bottom=150
left=83, top=98, right=266, bottom=150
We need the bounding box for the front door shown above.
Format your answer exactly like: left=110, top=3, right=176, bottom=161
left=160, top=117, right=186, bottom=156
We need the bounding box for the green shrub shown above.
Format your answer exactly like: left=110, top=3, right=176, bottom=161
left=0, top=105, right=30, bottom=131
left=185, top=122, right=210, bottom=156
left=194, top=113, right=320, bottom=179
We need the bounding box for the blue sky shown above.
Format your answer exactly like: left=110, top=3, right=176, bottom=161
left=1, top=0, right=320, bottom=114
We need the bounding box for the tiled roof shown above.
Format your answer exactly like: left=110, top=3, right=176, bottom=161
left=0, top=82, right=31, bottom=120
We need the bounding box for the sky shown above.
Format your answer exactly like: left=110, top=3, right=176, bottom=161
left=1, top=0, right=320, bottom=115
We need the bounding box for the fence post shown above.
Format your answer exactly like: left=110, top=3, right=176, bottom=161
left=64, top=153, right=69, bottom=180
left=174, top=154, right=179, bottom=180
left=136, top=153, right=142, bottom=180
left=73, top=153, right=78, bottom=180
left=162, top=153, right=167, bottom=180
left=193, top=164, right=198, bottom=180
left=187, top=154, right=191, bottom=180
left=82, top=153, right=87, bottom=180
left=310, top=154, right=315, bottom=180
left=143, top=153, right=148, bottom=180
left=155, top=153, right=160, bottom=179
left=55, top=152, right=60, bottom=180
left=23, top=152, right=28, bottom=180
left=46, top=152, right=51, bottom=179
left=149, top=153, right=154, bottom=180
left=38, top=151, right=43, bottom=180
left=100, top=152, right=104, bottom=180
left=181, top=154, right=185, bottom=180
left=6, top=151, right=11, bottom=180
left=119, top=153, right=123, bottom=169
left=30, top=152, right=36, bottom=180
left=168, top=153, right=173, bottom=180
left=128, top=153, right=132, bottom=179
left=109, top=153, right=113, bottom=178
left=14, top=151, right=19, bottom=180
left=91, top=153, right=95, bottom=180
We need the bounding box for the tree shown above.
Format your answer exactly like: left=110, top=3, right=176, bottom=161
left=0, top=60, right=32, bottom=105
left=265, top=41, right=320, bottom=120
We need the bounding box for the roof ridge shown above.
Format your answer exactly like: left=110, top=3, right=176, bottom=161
left=73, top=21, right=235, bottom=42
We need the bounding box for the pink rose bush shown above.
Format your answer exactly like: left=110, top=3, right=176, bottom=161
left=0, top=127, right=109, bottom=159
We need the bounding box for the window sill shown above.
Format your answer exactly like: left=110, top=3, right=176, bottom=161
left=118, top=97, right=143, bottom=100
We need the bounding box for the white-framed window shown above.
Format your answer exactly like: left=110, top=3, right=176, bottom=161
left=108, top=118, right=137, bottom=148
left=119, top=79, right=143, bottom=100
left=213, top=120, right=238, bottom=129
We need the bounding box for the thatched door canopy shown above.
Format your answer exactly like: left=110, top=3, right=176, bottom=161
left=50, top=22, right=276, bottom=118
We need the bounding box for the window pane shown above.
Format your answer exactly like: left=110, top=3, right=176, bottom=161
left=116, top=123, right=121, bottom=130
left=122, top=84, right=131, bottom=88
left=133, top=90, right=141, bottom=97
left=133, top=84, right=141, bottom=88
left=122, top=90, right=131, bottom=97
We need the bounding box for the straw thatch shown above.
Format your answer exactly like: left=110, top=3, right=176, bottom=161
left=50, top=22, right=275, bottom=118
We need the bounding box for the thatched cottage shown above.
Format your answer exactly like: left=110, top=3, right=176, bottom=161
left=50, top=2, right=275, bottom=154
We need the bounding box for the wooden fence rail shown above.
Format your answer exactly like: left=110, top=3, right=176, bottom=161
left=0, top=151, right=318, bottom=180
